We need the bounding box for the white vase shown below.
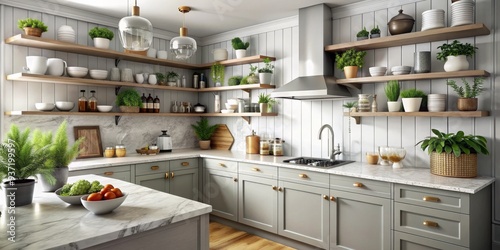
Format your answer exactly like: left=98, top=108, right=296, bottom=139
left=259, top=73, right=272, bottom=84
left=444, top=55, right=469, bottom=72
left=93, top=37, right=110, bottom=49
left=387, top=101, right=401, bottom=112
left=402, top=98, right=422, bottom=112
left=235, top=49, right=247, bottom=59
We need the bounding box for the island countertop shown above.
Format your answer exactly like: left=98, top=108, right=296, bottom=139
left=0, top=175, right=212, bottom=250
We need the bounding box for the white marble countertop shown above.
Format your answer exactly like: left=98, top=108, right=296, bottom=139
left=0, top=175, right=212, bottom=250
left=69, top=149, right=495, bottom=194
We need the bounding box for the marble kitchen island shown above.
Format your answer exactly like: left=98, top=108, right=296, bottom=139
left=0, top=175, right=212, bottom=250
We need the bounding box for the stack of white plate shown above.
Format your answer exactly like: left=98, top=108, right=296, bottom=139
left=391, top=66, right=412, bottom=75
left=427, top=94, right=446, bottom=112
left=451, top=0, right=474, bottom=27
left=57, top=25, right=75, bottom=43
left=421, top=9, right=445, bottom=31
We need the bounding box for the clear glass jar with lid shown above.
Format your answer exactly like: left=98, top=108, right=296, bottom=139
left=115, top=144, right=126, bottom=157
left=273, top=138, right=283, bottom=156
left=358, top=94, right=371, bottom=112
left=88, top=90, right=98, bottom=112
left=104, top=146, right=115, bottom=158
left=78, top=90, right=87, bottom=112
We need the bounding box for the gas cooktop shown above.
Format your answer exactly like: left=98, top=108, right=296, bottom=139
left=283, top=157, right=354, bottom=168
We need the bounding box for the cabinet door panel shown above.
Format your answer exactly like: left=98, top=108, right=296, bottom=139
left=204, top=169, right=238, bottom=221
left=135, top=173, right=169, bottom=193
left=394, top=232, right=467, bottom=250
left=170, top=168, right=198, bottom=201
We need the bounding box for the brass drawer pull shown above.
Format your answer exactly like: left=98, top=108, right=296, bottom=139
left=323, top=195, right=329, bottom=200
left=272, top=186, right=277, bottom=190
left=171, top=172, right=175, bottom=178
left=151, top=166, right=159, bottom=170
left=233, top=177, right=238, bottom=182
left=423, top=196, right=440, bottom=202
left=278, top=187, right=283, bottom=192
left=423, top=220, right=439, bottom=227
left=219, top=163, right=227, bottom=167
left=252, top=167, right=261, bottom=172
left=165, top=172, right=169, bottom=179
left=181, top=162, right=189, bottom=166
left=330, top=196, right=336, bottom=202
left=104, top=172, right=113, bottom=176
left=353, top=182, right=363, bottom=187
left=299, top=174, right=308, bottom=178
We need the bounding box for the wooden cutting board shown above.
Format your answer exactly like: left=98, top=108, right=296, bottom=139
left=210, top=124, right=234, bottom=150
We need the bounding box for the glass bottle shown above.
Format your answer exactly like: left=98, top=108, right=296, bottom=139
left=200, top=73, right=206, bottom=88
left=153, top=95, right=160, bottom=113
left=140, top=93, right=147, bottom=113
left=78, top=90, right=87, bottom=112
left=181, top=75, right=187, bottom=88
left=186, top=102, right=192, bottom=113
left=371, top=94, right=378, bottom=112
left=171, top=101, right=178, bottom=113
left=88, top=90, right=98, bottom=112
left=214, top=94, right=221, bottom=113
left=147, top=94, right=154, bottom=113
left=179, top=102, right=186, bottom=113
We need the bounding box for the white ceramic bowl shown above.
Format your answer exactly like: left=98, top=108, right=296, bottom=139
left=391, top=66, right=412, bottom=72
left=221, top=109, right=235, bottom=114
left=67, top=67, right=88, bottom=78
left=369, top=67, right=387, bottom=76
left=55, top=101, right=74, bottom=111
left=89, top=69, right=108, bottom=80
left=225, top=103, right=238, bottom=110
left=81, top=193, right=128, bottom=215
left=35, top=103, right=55, bottom=111
left=97, top=105, right=113, bottom=112
left=55, top=187, right=84, bottom=205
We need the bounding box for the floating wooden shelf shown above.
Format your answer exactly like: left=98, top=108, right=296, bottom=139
left=344, top=111, right=490, bottom=124
left=335, top=70, right=490, bottom=84
left=325, top=23, right=490, bottom=52
left=5, top=34, right=275, bottom=70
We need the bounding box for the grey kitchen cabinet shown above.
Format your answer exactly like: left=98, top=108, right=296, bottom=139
left=238, top=162, right=278, bottom=233
left=135, top=161, right=170, bottom=192
left=169, top=168, right=199, bottom=200
left=203, top=158, right=239, bottom=221
left=69, top=165, right=132, bottom=182
left=394, top=231, right=467, bottom=250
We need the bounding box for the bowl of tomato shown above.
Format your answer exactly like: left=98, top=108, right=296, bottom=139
left=81, top=185, right=127, bottom=215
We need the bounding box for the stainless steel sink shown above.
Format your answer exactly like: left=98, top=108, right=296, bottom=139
left=283, top=157, right=354, bottom=168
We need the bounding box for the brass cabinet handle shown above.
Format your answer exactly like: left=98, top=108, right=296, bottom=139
left=330, top=196, right=336, bottom=202
left=423, top=220, right=439, bottom=227
left=272, top=186, right=277, bottom=190
left=151, top=166, right=159, bottom=170
left=171, top=172, right=175, bottom=178
left=233, top=177, right=238, bottom=182
left=323, top=195, right=329, bottom=200
left=219, top=163, right=227, bottom=167
left=353, top=182, right=363, bottom=187
left=181, top=162, right=189, bottom=166
left=104, top=172, right=113, bottom=176
left=165, top=172, right=169, bottom=179
left=299, top=174, right=308, bottom=178
left=423, top=196, right=440, bottom=202
left=278, top=187, right=283, bottom=192
left=252, top=167, right=261, bottom=172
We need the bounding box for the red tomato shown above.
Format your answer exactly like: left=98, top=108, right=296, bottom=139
left=100, top=187, right=111, bottom=196
left=104, top=184, right=114, bottom=190
left=104, top=191, right=116, bottom=200
left=87, top=193, right=103, bottom=201
left=111, top=188, right=123, bottom=198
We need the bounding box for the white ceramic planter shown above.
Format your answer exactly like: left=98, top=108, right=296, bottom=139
left=402, top=98, right=422, bottom=112
left=387, top=101, right=401, bottom=112
left=93, top=38, right=110, bottom=49
left=235, top=49, right=247, bottom=59
left=213, top=48, right=228, bottom=61
left=444, top=55, right=469, bottom=72
left=259, top=73, right=272, bottom=84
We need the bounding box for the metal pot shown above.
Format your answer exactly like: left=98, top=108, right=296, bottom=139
left=193, top=103, right=206, bottom=113
left=387, top=9, right=414, bottom=35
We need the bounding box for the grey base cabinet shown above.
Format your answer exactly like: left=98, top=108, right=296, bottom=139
left=135, top=173, right=169, bottom=193
left=169, top=168, right=199, bottom=200
left=69, top=165, right=132, bottom=182
left=394, top=231, right=467, bottom=250
left=203, top=159, right=238, bottom=221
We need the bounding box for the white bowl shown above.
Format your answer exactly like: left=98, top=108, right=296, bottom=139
left=55, top=187, right=84, bottom=205
left=225, top=103, right=238, bottom=110
left=369, top=67, right=387, bottom=76
left=55, top=101, right=74, bottom=111
left=89, top=69, right=108, bottom=80
left=221, top=109, right=235, bottom=113
left=67, top=67, right=88, bottom=78
left=391, top=66, right=412, bottom=72
left=81, top=193, right=128, bottom=215
left=97, top=105, right=113, bottom=112
left=35, top=103, right=55, bottom=111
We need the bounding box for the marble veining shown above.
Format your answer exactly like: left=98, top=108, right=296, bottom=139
left=0, top=175, right=211, bottom=250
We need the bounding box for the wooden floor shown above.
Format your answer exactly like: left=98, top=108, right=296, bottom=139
left=209, top=222, right=296, bottom=250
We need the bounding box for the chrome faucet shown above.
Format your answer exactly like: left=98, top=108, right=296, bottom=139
left=318, top=124, right=342, bottom=160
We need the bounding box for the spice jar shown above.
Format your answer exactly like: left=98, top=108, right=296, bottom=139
left=273, top=138, right=283, bottom=156
left=104, top=146, right=115, bottom=158
left=115, top=144, right=126, bottom=157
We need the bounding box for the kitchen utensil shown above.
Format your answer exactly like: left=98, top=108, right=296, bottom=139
left=46, top=58, right=67, bottom=76
left=157, top=130, right=173, bottom=152
left=246, top=130, right=260, bottom=154
left=25, top=56, right=48, bottom=74
left=387, top=9, right=414, bottom=35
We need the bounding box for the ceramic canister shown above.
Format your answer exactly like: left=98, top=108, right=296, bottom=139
left=414, top=51, right=431, bottom=73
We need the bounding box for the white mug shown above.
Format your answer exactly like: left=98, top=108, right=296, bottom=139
left=135, top=73, right=144, bottom=84
left=46, top=58, right=67, bottom=76
left=157, top=50, right=168, bottom=59
left=25, top=56, right=48, bottom=74
left=110, top=68, right=120, bottom=81
left=147, top=48, right=157, bottom=58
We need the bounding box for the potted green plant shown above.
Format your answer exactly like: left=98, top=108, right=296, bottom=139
left=231, top=37, right=250, bottom=59
left=0, top=125, right=52, bottom=206
left=211, top=62, right=225, bottom=87
left=400, top=88, right=427, bottom=112
left=155, top=73, right=165, bottom=85
left=385, top=80, right=401, bottom=112
left=416, top=129, right=489, bottom=177
left=447, top=77, right=483, bottom=111
left=356, top=27, right=369, bottom=40
left=258, top=58, right=274, bottom=84
left=116, top=88, right=142, bottom=113
left=88, top=27, right=114, bottom=49
left=247, top=64, right=260, bottom=84
left=436, top=40, right=477, bottom=72
left=335, top=48, right=367, bottom=79
left=191, top=117, right=219, bottom=150
left=166, top=71, right=179, bottom=86
left=370, top=26, right=381, bottom=38
left=258, top=93, right=276, bottom=113
left=33, top=121, right=83, bottom=192
left=228, top=76, right=242, bottom=86
left=18, top=18, right=48, bottom=37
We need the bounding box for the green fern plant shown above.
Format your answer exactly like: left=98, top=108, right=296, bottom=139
left=447, top=77, right=483, bottom=98
left=191, top=118, right=219, bottom=141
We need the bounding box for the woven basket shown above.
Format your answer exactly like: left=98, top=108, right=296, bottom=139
left=24, top=27, right=42, bottom=37
left=430, top=152, right=477, bottom=178
left=119, top=106, right=139, bottom=113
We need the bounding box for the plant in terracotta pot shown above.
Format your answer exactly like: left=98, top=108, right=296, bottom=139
left=416, top=129, right=489, bottom=177
left=211, top=62, right=225, bottom=87
left=400, top=88, right=427, bottom=112
left=385, top=80, right=401, bottom=112
left=116, top=88, right=142, bottom=113
left=231, top=37, right=250, bottom=59
left=356, top=27, right=369, bottom=40
left=370, top=25, right=381, bottom=38
left=0, top=125, right=52, bottom=206
left=18, top=18, right=48, bottom=37
left=246, top=64, right=260, bottom=84
left=258, top=93, right=276, bottom=113
left=191, top=118, right=219, bottom=150
left=88, top=27, right=114, bottom=49
left=437, top=40, right=477, bottom=72
left=258, top=58, right=274, bottom=84
left=335, top=48, right=367, bottom=79
left=447, top=77, right=483, bottom=111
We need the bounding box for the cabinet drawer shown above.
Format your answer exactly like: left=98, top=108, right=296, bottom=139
left=135, top=161, right=168, bottom=176
left=69, top=165, right=130, bottom=176
left=330, top=175, right=391, bottom=198
left=204, top=158, right=237, bottom=172
left=239, top=162, right=277, bottom=179
left=395, top=184, right=469, bottom=214
left=394, top=231, right=467, bottom=250
left=170, top=158, right=198, bottom=171
left=395, top=202, right=469, bottom=247
left=279, top=168, right=328, bottom=188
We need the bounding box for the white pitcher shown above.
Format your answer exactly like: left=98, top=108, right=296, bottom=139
left=46, top=58, right=67, bottom=76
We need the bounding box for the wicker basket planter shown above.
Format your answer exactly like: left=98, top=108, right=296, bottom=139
left=24, top=27, right=42, bottom=37
left=430, top=152, right=477, bottom=178
left=119, top=106, right=140, bottom=113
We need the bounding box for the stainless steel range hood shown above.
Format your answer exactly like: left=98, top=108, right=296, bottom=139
left=271, top=4, right=357, bottom=100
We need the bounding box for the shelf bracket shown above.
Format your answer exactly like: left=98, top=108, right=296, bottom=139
left=115, top=86, right=121, bottom=95
left=115, top=59, right=121, bottom=67
left=242, top=89, right=251, bottom=94
left=351, top=116, right=361, bottom=124
left=115, top=115, right=122, bottom=125
left=242, top=116, right=251, bottom=124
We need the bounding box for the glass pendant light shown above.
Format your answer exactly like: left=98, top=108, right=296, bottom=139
left=118, top=0, right=153, bottom=51
left=170, top=6, right=197, bottom=60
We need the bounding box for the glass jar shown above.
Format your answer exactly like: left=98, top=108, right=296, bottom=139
left=88, top=90, right=98, bottom=112
left=273, top=138, right=283, bottom=156
left=78, top=90, right=87, bottom=112
left=115, top=145, right=126, bottom=157
left=259, top=134, right=270, bottom=155
left=104, top=146, right=115, bottom=158
left=358, top=94, right=371, bottom=112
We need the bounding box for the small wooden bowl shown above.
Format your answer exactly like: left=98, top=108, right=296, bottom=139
left=136, top=148, right=160, bottom=155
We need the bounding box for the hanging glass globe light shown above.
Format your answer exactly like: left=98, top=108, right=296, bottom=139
left=170, top=6, right=197, bottom=60
left=118, top=0, right=153, bottom=51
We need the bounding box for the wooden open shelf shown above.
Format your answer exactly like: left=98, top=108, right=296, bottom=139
left=344, top=111, right=489, bottom=124
left=325, top=23, right=490, bottom=52
left=335, top=70, right=490, bottom=84
left=5, top=34, right=275, bottom=70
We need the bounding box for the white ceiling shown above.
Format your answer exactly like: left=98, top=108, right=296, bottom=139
left=42, top=0, right=364, bottom=37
